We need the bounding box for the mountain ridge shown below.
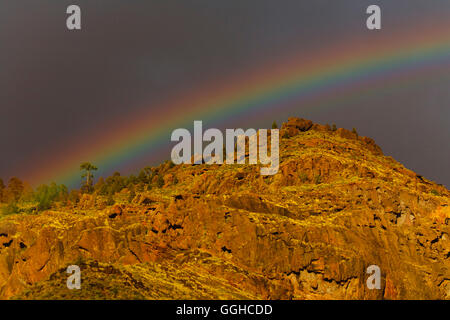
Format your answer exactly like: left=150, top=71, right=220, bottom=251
left=0, top=117, right=448, bottom=299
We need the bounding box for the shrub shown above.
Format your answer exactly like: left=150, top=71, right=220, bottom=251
left=135, top=183, right=145, bottom=192
left=314, top=174, right=322, bottom=184
left=34, top=183, right=68, bottom=211
left=6, top=177, right=24, bottom=202
left=106, top=194, right=115, bottom=206
left=2, top=202, right=20, bottom=215
left=138, top=171, right=148, bottom=184
left=68, top=190, right=81, bottom=205
left=95, top=177, right=108, bottom=195
left=126, top=175, right=138, bottom=186
left=128, top=190, right=136, bottom=203
left=299, top=172, right=309, bottom=183
left=105, top=172, right=126, bottom=195
left=74, top=255, right=86, bottom=266
left=138, top=167, right=153, bottom=185
left=431, top=189, right=440, bottom=196
left=156, top=175, right=165, bottom=188
left=272, top=121, right=278, bottom=129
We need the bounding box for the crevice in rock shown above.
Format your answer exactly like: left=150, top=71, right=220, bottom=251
left=128, top=248, right=142, bottom=263
left=141, top=198, right=155, bottom=205
left=77, top=245, right=90, bottom=252
left=2, top=239, right=13, bottom=247
left=168, top=223, right=183, bottom=231
left=221, top=246, right=232, bottom=253
left=37, top=258, right=50, bottom=272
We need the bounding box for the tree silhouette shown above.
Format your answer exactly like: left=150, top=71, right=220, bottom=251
left=6, top=177, right=24, bottom=202
left=138, top=166, right=153, bottom=184
left=80, top=162, right=98, bottom=192
left=105, top=172, right=125, bottom=195
left=34, top=183, right=68, bottom=211
left=94, top=177, right=108, bottom=195
left=272, top=121, right=278, bottom=129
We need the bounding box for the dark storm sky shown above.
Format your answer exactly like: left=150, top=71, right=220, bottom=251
left=0, top=0, right=449, bottom=187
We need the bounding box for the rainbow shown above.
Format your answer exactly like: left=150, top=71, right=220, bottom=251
left=27, top=20, right=450, bottom=188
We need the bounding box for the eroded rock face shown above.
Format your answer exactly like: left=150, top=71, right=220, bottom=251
left=1, top=118, right=449, bottom=300
left=281, top=117, right=314, bottom=137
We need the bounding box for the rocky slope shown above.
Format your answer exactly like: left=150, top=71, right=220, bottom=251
left=0, top=118, right=449, bottom=299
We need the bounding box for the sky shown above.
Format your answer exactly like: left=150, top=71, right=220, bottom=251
left=0, top=0, right=449, bottom=188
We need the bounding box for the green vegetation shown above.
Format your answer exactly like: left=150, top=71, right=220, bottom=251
left=2, top=202, right=20, bottom=215
left=299, top=172, right=309, bottom=183
left=128, top=186, right=136, bottom=203
left=431, top=189, right=440, bottom=196
left=272, top=121, right=278, bottom=129
left=106, top=194, right=115, bottom=206
left=0, top=159, right=172, bottom=216
left=6, top=177, right=24, bottom=202
left=80, top=162, right=98, bottom=193
left=156, top=175, right=165, bottom=188
left=314, top=174, right=322, bottom=185
left=34, top=183, right=68, bottom=211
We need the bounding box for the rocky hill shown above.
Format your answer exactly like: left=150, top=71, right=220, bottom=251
left=0, top=118, right=448, bottom=299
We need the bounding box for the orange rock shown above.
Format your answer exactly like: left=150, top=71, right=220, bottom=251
left=0, top=117, right=448, bottom=300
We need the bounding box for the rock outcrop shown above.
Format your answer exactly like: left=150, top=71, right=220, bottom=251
left=0, top=118, right=448, bottom=299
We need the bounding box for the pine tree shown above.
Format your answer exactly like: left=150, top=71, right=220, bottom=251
left=94, top=177, right=108, bottom=195
left=106, top=172, right=125, bottom=195
left=80, top=162, right=98, bottom=193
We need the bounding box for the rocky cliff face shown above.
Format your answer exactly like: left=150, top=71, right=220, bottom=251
left=0, top=118, right=448, bottom=299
